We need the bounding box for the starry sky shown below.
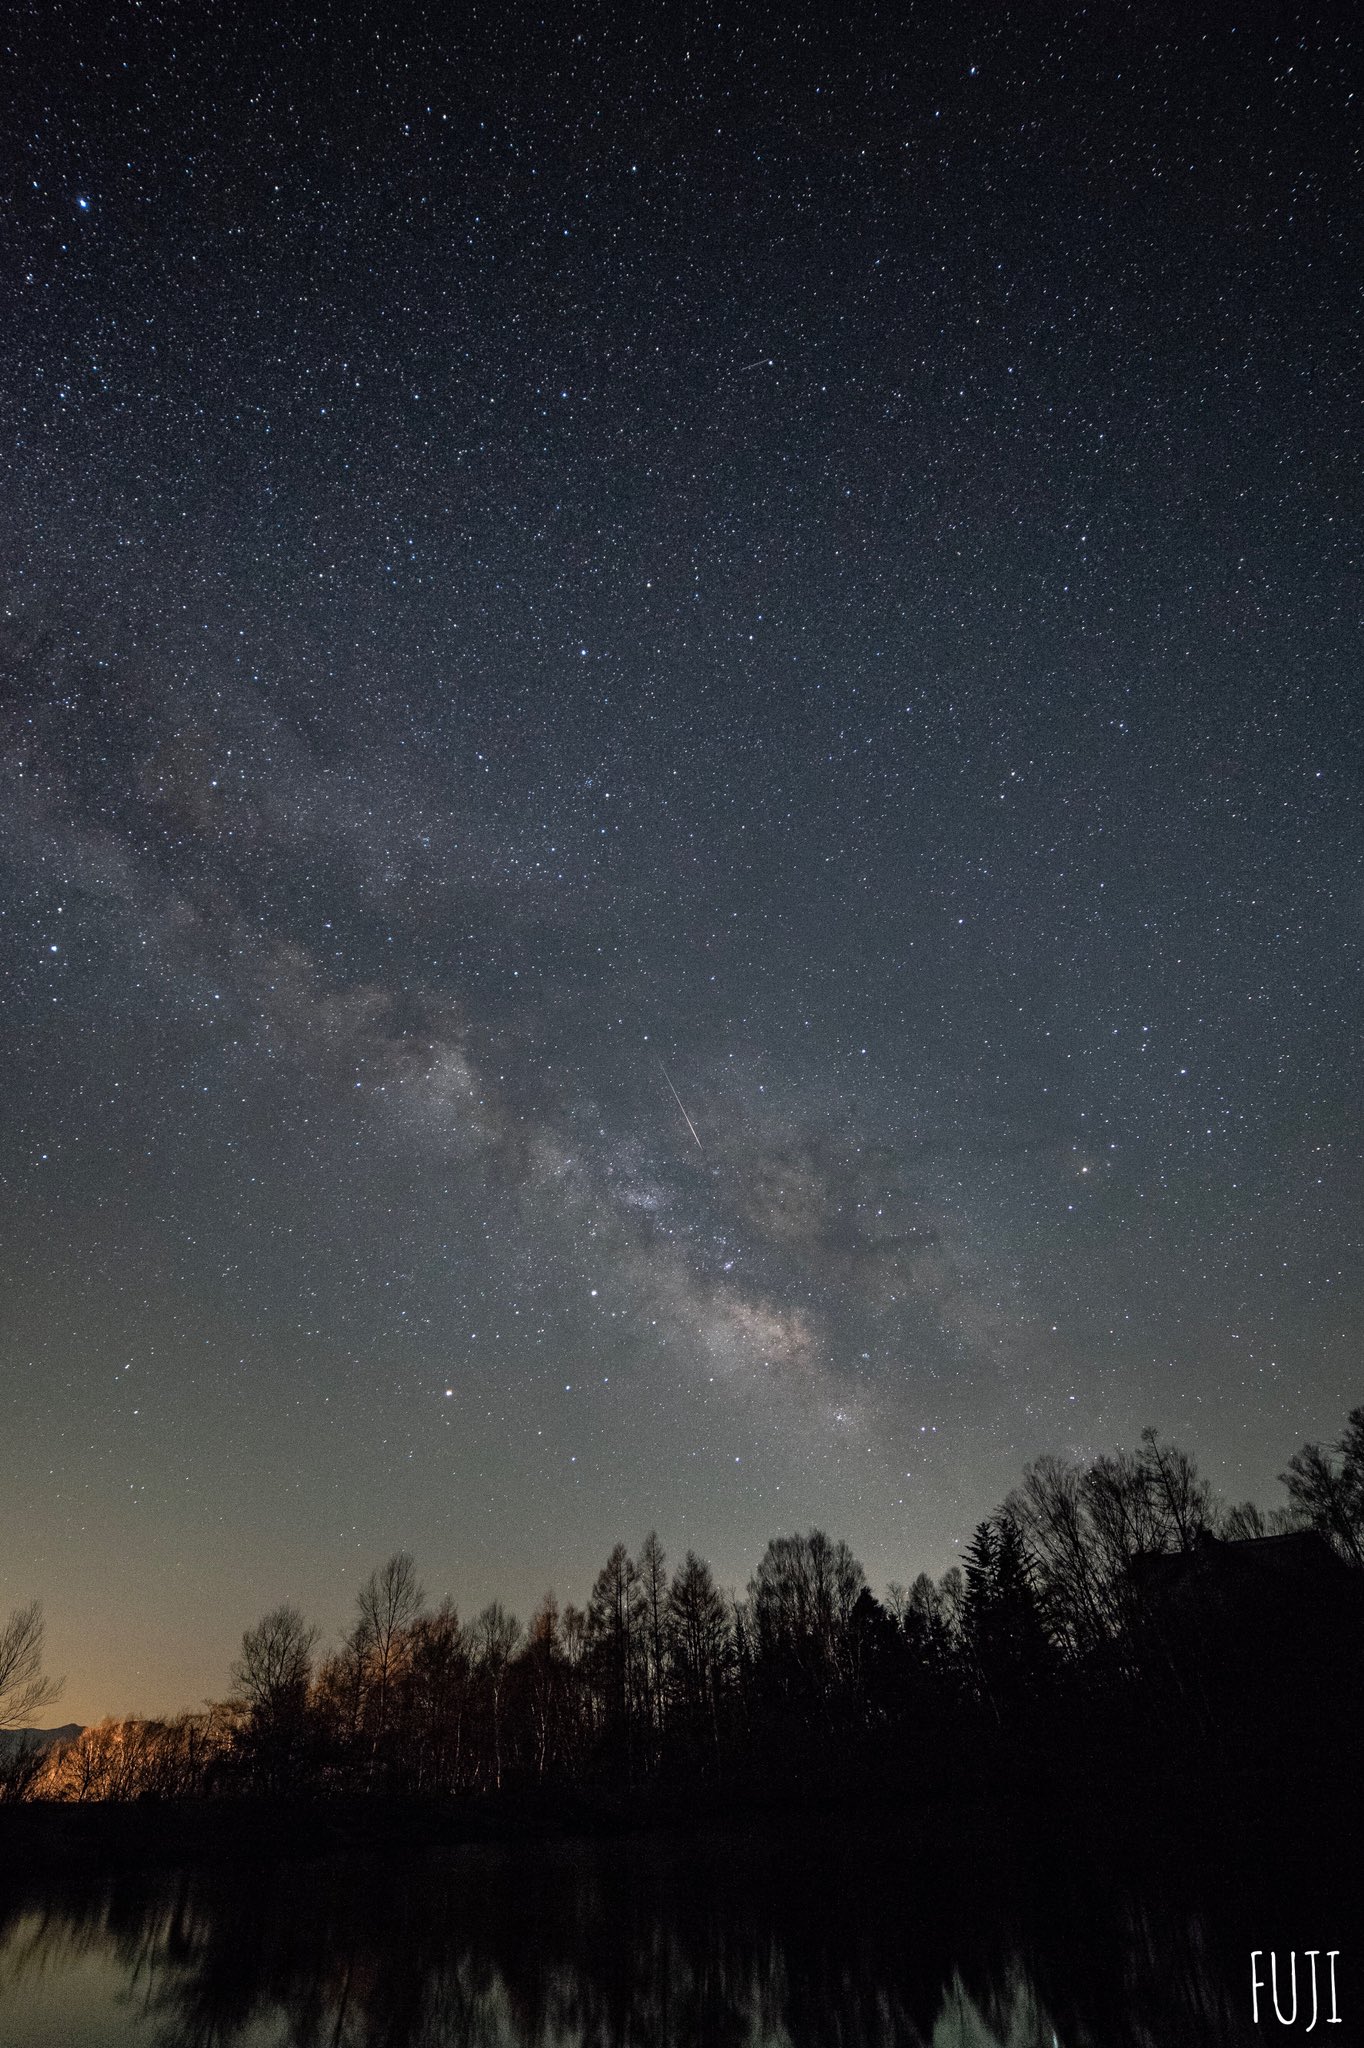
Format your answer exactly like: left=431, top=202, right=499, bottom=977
left=2, top=3, right=1360, bottom=1723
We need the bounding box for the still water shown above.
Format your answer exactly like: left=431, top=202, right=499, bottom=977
left=0, top=1813, right=1319, bottom=2047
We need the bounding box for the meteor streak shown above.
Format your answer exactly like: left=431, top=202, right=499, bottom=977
left=660, top=1064, right=703, bottom=1150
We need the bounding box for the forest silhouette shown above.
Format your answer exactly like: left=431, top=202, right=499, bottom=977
left=5, top=1408, right=1361, bottom=1816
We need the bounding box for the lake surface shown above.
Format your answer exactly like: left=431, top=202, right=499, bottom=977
left=0, top=1810, right=1342, bottom=2046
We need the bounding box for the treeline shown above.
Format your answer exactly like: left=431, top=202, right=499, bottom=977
left=13, top=1407, right=1364, bottom=1807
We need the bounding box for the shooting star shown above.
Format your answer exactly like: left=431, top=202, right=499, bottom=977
left=738, top=357, right=775, bottom=371
left=660, top=1064, right=703, bottom=1150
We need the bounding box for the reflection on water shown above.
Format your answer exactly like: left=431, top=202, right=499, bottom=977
left=0, top=1815, right=1292, bottom=2047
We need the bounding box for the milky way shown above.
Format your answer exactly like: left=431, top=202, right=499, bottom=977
left=1, top=4, right=1359, bottom=1718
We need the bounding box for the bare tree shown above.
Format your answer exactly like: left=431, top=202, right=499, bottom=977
left=1009, top=1434, right=1220, bottom=1664
left=586, top=1542, right=641, bottom=1751
left=33, top=1713, right=225, bottom=1801
left=0, top=1739, right=48, bottom=1803
left=748, top=1529, right=866, bottom=1713
left=354, top=1551, right=425, bottom=1751
left=231, top=1604, right=318, bottom=1715
left=898, top=1570, right=961, bottom=1687
left=1281, top=1426, right=1364, bottom=1568
left=0, top=1601, right=63, bottom=1731
left=473, top=1601, right=521, bottom=1790
left=230, top=1604, right=319, bottom=1793
left=522, top=1593, right=564, bottom=1780
left=636, top=1531, right=669, bottom=1745
left=1138, top=1428, right=1217, bottom=1552
left=1008, top=1456, right=1109, bottom=1657
left=1221, top=1500, right=1268, bottom=1541
left=404, top=1600, right=472, bottom=1793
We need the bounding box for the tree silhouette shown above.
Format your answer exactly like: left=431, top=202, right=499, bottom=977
left=636, top=1532, right=669, bottom=1757
left=963, top=1516, right=1052, bottom=1719
left=749, top=1529, right=866, bottom=1727
left=354, top=1551, right=425, bottom=1769
left=0, top=1601, right=63, bottom=1731
left=666, top=1551, right=732, bottom=1758
left=586, top=1542, right=640, bottom=1770
left=402, top=1600, right=471, bottom=1792
left=230, top=1604, right=319, bottom=1792
left=473, top=1601, right=521, bottom=1790
left=1281, top=1408, right=1364, bottom=1567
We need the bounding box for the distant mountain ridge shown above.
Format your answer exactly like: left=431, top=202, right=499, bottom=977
left=0, top=1724, right=82, bottom=1758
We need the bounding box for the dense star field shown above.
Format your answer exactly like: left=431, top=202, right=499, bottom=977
left=1, top=5, right=1359, bottom=1721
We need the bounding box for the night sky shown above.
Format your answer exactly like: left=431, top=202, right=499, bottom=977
left=2, top=4, right=1359, bottom=1724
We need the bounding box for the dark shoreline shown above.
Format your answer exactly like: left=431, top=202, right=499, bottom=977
left=4, top=1754, right=1358, bottom=1879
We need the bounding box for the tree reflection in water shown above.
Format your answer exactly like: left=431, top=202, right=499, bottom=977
left=0, top=1816, right=1295, bottom=2047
